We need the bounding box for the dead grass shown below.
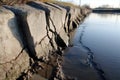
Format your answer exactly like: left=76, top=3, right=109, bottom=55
left=40, top=0, right=79, bottom=7
left=0, top=0, right=55, bottom=5
left=0, top=0, right=29, bottom=5
left=39, top=0, right=55, bottom=2
left=51, top=1, right=79, bottom=8
left=0, top=0, right=79, bottom=7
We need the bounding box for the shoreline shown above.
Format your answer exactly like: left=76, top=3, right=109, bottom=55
left=61, top=16, right=107, bottom=80
left=61, top=26, right=102, bottom=80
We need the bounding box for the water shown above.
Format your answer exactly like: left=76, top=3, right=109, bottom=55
left=73, top=13, right=120, bottom=80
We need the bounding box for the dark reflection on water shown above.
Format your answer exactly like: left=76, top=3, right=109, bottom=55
left=74, top=13, right=120, bottom=80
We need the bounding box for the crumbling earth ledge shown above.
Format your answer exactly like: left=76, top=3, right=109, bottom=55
left=0, top=1, right=91, bottom=80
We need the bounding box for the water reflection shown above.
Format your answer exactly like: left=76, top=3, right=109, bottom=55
left=95, top=13, right=120, bottom=18
left=74, top=13, right=120, bottom=80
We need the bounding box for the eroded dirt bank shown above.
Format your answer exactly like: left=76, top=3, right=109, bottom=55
left=0, top=1, right=91, bottom=80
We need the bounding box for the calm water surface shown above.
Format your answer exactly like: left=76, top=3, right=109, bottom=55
left=73, top=13, right=120, bottom=80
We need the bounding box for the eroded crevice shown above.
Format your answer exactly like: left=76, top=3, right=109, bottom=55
left=16, top=57, right=45, bottom=80
left=63, top=13, right=68, bottom=33
left=46, top=24, right=55, bottom=49
left=72, top=21, right=77, bottom=29
left=16, top=50, right=64, bottom=80
left=67, top=13, right=71, bottom=32
left=49, top=17, right=67, bottom=51
left=54, top=34, right=67, bottom=50
left=64, top=25, right=67, bottom=33
left=49, top=17, right=57, bottom=32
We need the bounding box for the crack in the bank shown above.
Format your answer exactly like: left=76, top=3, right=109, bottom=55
left=49, top=17, right=67, bottom=50
left=27, top=1, right=67, bottom=51
left=46, top=24, right=55, bottom=49
left=49, top=17, right=57, bottom=33
left=38, top=35, right=47, bottom=45
left=0, top=47, right=25, bottom=65
left=79, top=26, right=107, bottom=80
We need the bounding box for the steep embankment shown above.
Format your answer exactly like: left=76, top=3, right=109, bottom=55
left=0, top=1, right=90, bottom=80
